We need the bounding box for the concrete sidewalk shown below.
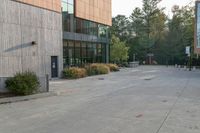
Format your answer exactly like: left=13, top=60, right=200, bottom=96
left=0, top=66, right=200, bottom=133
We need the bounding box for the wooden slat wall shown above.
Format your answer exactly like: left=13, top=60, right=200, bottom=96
left=75, top=0, right=112, bottom=26
left=14, top=0, right=61, bottom=12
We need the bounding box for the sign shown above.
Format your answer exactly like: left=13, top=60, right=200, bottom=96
left=147, top=53, right=154, bottom=57
left=185, top=46, right=190, bottom=56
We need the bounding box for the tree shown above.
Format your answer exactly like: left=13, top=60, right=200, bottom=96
left=110, top=1, right=194, bottom=65
left=164, top=5, right=194, bottom=65
left=128, top=0, right=166, bottom=62
left=110, top=35, right=129, bottom=63
left=110, top=15, right=130, bottom=41
left=142, top=0, right=165, bottom=50
left=129, top=7, right=144, bottom=37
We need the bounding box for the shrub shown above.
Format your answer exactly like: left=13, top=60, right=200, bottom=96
left=5, top=71, right=40, bottom=96
left=85, top=63, right=110, bottom=76
left=106, top=64, right=120, bottom=72
left=63, top=67, right=87, bottom=79
left=118, top=62, right=129, bottom=67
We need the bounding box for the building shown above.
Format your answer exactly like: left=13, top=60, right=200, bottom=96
left=195, top=0, right=200, bottom=55
left=62, top=0, right=111, bottom=68
left=0, top=0, right=112, bottom=91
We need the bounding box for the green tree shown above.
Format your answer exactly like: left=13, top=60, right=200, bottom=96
left=110, top=35, right=129, bottom=63
left=142, top=0, right=165, bottom=49
left=110, top=15, right=130, bottom=42
left=164, top=5, right=194, bottom=65
left=128, top=0, right=166, bottom=62
left=111, top=1, right=194, bottom=65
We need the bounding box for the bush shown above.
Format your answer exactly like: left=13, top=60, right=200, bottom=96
left=5, top=71, right=40, bottom=96
left=118, top=62, right=129, bottom=67
left=63, top=67, right=87, bottom=79
left=106, top=64, right=120, bottom=72
left=85, top=63, right=110, bottom=76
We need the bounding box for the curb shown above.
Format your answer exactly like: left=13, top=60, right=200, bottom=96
left=0, top=92, right=57, bottom=104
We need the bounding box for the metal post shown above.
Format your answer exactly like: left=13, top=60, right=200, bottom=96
left=46, top=74, right=49, bottom=92
left=189, top=55, right=192, bottom=71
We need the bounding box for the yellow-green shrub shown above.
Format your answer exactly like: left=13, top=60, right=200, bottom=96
left=106, top=64, right=120, bottom=72
left=85, top=63, right=110, bottom=76
left=63, top=67, right=87, bottom=79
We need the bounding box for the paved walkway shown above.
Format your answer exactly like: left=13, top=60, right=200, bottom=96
left=0, top=66, right=200, bottom=133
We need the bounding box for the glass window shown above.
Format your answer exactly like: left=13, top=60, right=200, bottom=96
left=68, top=0, right=74, bottom=5
left=75, top=42, right=81, bottom=58
left=62, top=13, right=69, bottom=32
left=93, top=44, right=97, bottom=63
left=96, top=44, right=102, bottom=63
left=102, top=44, right=106, bottom=63
left=63, top=40, right=107, bottom=67
left=81, top=43, right=87, bottom=64
left=86, top=43, right=92, bottom=63
left=62, top=0, right=68, bottom=2
left=62, top=0, right=109, bottom=37
left=68, top=41, right=75, bottom=66
left=74, top=42, right=81, bottom=65
left=62, top=0, right=74, bottom=33
left=62, top=2, right=67, bottom=12
left=99, top=25, right=108, bottom=37
left=68, top=4, right=74, bottom=14
left=63, top=41, right=68, bottom=67
left=76, top=18, right=82, bottom=33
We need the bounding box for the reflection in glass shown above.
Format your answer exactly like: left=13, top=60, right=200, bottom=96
left=63, top=40, right=106, bottom=67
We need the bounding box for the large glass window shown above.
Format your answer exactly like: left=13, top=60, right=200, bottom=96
left=75, top=18, right=82, bottom=33
left=63, top=40, right=107, bottom=67
left=81, top=43, right=87, bottom=64
left=75, top=42, right=81, bottom=65
left=99, top=25, right=108, bottom=38
left=96, top=44, right=103, bottom=63
left=87, top=43, right=93, bottom=63
left=68, top=41, right=75, bottom=66
left=62, top=2, right=67, bottom=12
left=68, top=4, right=74, bottom=14
left=62, top=0, right=109, bottom=37
left=62, top=0, right=74, bottom=32
left=63, top=41, right=68, bottom=67
left=68, top=0, right=74, bottom=5
left=102, top=44, right=106, bottom=63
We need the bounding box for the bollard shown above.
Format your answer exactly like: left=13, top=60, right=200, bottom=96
left=192, top=66, right=196, bottom=71
left=184, top=66, right=187, bottom=71
left=178, top=65, right=181, bottom=70
left=46, top=74, right=49, bottom=92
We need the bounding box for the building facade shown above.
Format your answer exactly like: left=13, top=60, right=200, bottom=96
left=62, top=0, right=111, bottom=67
left=0, top=0, right=111, bottom=91
left=195, top=1, right=200, bottom=55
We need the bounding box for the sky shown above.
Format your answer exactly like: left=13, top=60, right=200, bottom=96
left=112, top=0, right=194, bottom=17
